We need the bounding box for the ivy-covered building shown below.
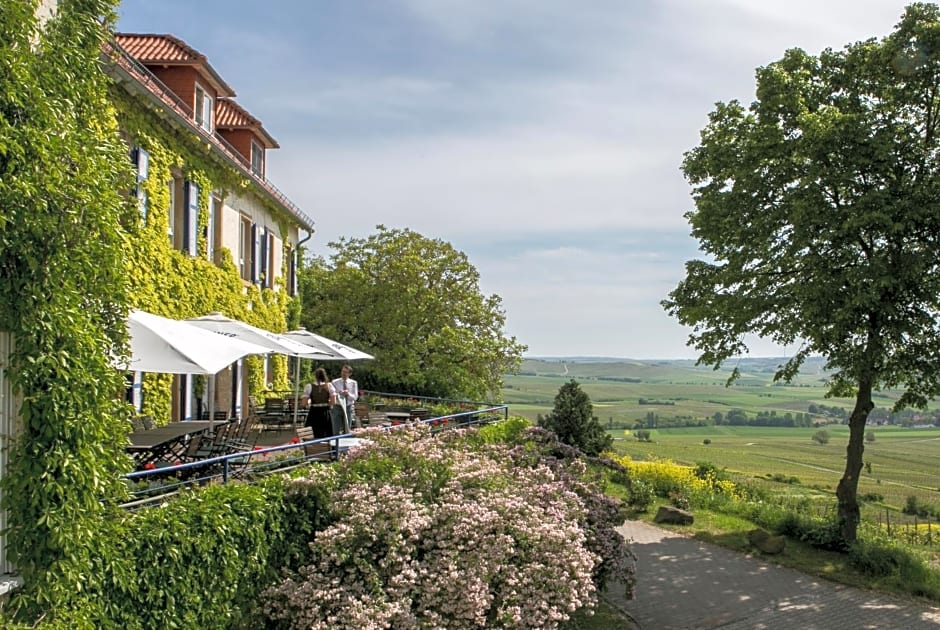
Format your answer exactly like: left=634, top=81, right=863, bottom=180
left=102, top=33, right=314, bottom=422
left=0, top=6, right=315, bottom=593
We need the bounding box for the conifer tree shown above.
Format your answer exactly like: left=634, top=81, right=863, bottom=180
left=540, top=380, right=612, bottom=456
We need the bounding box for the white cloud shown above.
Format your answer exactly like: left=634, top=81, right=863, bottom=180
left=119, top=0, right=916, bottom=358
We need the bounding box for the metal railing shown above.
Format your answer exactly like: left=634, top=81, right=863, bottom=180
left=120, top=405, right=509, bottom=510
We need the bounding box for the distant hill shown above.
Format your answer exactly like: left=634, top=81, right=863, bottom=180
left=517, top=356, right=831, bottom=384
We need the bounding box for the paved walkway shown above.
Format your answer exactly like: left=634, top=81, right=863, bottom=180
left=601, top=520, right=940, bottom=630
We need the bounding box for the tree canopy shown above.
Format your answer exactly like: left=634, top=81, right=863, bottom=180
left=663, top=3, right=940, bottom=543
left=539, top=380, right=612, bottom=456
left=299, top=226, right=526, bottom=400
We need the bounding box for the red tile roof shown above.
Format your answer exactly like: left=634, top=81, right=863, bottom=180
left=114, top=33, right=236, bottom=97
left=215, top=98, right=279, bottom=149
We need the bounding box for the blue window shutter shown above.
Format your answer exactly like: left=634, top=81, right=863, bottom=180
left=184, top=182, right=199, bottom=256
left=250, top=224, right=258, bottom=283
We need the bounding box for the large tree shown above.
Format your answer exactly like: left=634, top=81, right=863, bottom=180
left=663, top=3, right=940, bottom=544
left=299, top=226, right=526, bottom=400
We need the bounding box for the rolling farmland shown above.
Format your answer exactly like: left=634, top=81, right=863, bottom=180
left=502, top=358, right=940, bottom=517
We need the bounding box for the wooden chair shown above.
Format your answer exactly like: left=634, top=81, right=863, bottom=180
left=367, top=411, right=391, bottom=427
left=354, top=402, right=370, bottom=426
left=295, top=426, right=334, bottom=461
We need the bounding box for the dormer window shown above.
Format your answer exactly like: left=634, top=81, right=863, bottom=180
left=194, top=83, right=213, bottom=132
left=250, top=139, right=263, bottom=177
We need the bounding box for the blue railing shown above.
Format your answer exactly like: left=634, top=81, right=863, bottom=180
left=120, top=405, right=508, bottom=509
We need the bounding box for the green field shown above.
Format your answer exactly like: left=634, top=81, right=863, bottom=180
left=504, top=358, right=928, bottom=426
left=503, top=359, right=940, bottom=520
left=606, top=425, right=940, bottom=513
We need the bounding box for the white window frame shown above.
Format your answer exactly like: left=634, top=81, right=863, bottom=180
left=250, top=140, right=264, bottom=177
left=267, top=232, right=276, bottom=289
left=167, top=179, right=177, bottom=246
left=238, top=215, right=253, bottom=281
left=206, top=194, right=219, bottom=263
left=194, top=83, right=213, bottom=133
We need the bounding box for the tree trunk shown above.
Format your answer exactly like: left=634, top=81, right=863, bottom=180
left=836, top=377, right=873, bottom=544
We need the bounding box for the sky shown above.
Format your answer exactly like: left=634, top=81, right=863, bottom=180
left=116, top=0, right=914, bottom=359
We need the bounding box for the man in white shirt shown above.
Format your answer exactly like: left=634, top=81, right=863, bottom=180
left=331, top=364, right=359, bottom=431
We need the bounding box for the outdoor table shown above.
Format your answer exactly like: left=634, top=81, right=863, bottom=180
left=126, top=420, right=224, bottom=468
left=385, top=411, right=411, bottom=425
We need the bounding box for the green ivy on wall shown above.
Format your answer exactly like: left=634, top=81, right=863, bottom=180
left=110, top=77, right=299, bottom=419
left=0, top=0, right=135, bottom=617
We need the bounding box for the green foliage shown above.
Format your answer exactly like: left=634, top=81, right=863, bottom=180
left=472, top=415, right=532, bottom=444
left=767, top=472, right=801, bottom=485
left=662, top=3, right=940, bottom=543
left=110, top=88, right=295, bottom=420
left=0, top=0, right=136, bottom=614
left=298, top=226, right=526, bottom=400
left=812, top=430, right=831, bottom=445
left=902, top=495, right=940, bottom=519
left=5, top=474, right=328, bottom=628
left=627, top=479, right=655, bottom=512
left=540, top=380, right=613, bottom=456
left=866, top=430, right=876, bottom=443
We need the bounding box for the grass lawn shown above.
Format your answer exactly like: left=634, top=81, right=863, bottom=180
left=609, top=425, right=940, bottom=517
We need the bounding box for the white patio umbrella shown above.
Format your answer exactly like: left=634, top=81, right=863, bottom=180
left=284, top=328, right=375, bottom=431
left=123, top=310, right=270, bottom=429
left=125, top=310, right=269, bottom=374
left=187, top=313, right=337, bottom=425
left=283, top=328, right=375, bottom=361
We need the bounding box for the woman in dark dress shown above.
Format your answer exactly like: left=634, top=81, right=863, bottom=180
left=305, top=367, right=336, bottom=439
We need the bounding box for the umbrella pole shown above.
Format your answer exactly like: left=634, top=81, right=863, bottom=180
left=293, top=356, right=301, bottom=427
left=207, top=374, right=216, bottom=436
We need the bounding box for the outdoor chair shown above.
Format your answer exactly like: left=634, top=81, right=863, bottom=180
left=262, top=397, right=291, bottom=428
left=295, top=426, right=334, bottom=461
left=224, top=415, right=256, bottom=452
left=195, top=423, right=234, bottom=459
left=354, top=402, right=370, bottom=425
left=367, top=411, right=391, bottom=427
left=130, top=416, right=146, bottom=432
left=181, top=434, right=204, bottom=461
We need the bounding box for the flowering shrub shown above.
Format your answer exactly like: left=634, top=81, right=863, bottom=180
left=262, top=425, right=601, bottom=629
left=617, top=456, right=741, bottom=508
left=503, top=428, right=635, bottom=593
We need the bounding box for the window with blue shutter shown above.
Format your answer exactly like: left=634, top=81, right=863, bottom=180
left=250, top=224, right=259, bottom=283
left=131, top=147, right=150, bottom=221
left=183, top=182, right=199, bottom=256
left=289, top=249, right=298, bottom=296
left=258, top=227, right=268, bottom=287
left=205, top=195, right=216, bottom=262
left=136, top=147, right=149, bottom=182
left=137, top=187, right=148, bottom=221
